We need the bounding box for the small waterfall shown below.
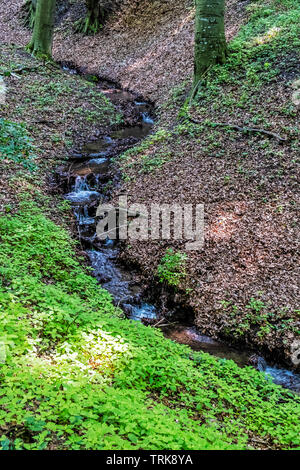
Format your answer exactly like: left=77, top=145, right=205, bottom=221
left=142, top=113, right=154, bottom=125
left=74, top=177, right=90, bottom=225
left=65, top=174, right=100, bottom=206
left=74, top=175, right=89, bottom=192
left=74, top=205, right=95, bottom=226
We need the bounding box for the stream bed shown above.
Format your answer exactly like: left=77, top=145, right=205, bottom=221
left=57, top=65, right=300, bottom=393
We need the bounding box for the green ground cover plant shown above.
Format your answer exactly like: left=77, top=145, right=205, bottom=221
left=0, top=203, right=299, bottom=450
left=0, top=1, right=299, bottom=450
left=157, top=249, right=187, bottom=287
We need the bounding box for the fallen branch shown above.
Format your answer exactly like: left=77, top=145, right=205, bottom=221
left=33, top=119, right=55, bottom=125
left=153, top=318, right=165, bottom=328
left=188, top=116, right=288, bottom=142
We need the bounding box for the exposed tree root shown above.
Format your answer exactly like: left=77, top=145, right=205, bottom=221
left=188, top=116, right=288, bottom=142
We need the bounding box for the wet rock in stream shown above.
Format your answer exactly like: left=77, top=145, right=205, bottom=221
left=72, top=158, right=110, bottom=176
left=65, top=190, right=101, bottom=206
left=87, top=249, right=141, bottom=306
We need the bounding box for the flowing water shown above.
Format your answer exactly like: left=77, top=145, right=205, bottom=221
left=58, top=66, right=300, bottom=393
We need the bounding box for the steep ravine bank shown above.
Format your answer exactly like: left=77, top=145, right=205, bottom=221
left=42, top=0, right=300, bottom=372
left=55, top=66, right=300, bottom=393
left=103, top=0, right=300, bottom=372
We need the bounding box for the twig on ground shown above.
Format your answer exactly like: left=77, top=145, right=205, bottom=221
left=153, top=318, right=165, bottom=328
left=33, top=119, right=55, bottom=125
left=158, top=322, right=179, bottom=328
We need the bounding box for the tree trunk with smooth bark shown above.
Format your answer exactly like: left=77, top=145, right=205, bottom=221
left=75, top=0, right=113, bottom=35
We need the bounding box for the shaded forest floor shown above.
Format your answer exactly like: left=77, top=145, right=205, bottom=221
left=0, top=0, right=249, bottom=104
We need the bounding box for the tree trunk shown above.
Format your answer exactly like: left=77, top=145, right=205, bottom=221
left=75, top=0, right=112, bottom=35
left=27, top=0, right=56, bottom=58
left=87, top=0, right=103, bottom=23
left=194, top=0, right=226, bottom=86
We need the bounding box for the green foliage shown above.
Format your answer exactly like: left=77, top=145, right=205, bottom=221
left=1, top=3, right=300, bottom=447
left=139, top=151, right=172, bottom=173
left=157, top=249, right=187, bottom=287
left=162, top=80, right=191, bottom=111
left=220, top=298, right=299, bottom=340
left=0, top=119, right=37, bottom=171
left=25, top=79, right=122, bottom=126
left=119, top=129, right=171, bottom=162
left=118, top=129, right=172, bottom=179
left=0, top=204, right=300, bottom=449
left=0, top=200, right=118, bottom=352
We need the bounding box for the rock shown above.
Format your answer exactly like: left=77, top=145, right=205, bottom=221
left=248, top=354, right=267, bottom=371
left=122, top=304, right=133, bottom=316
left=65, top=190, right=101, bottom=206
left=69, top=152, right=84, bottom=160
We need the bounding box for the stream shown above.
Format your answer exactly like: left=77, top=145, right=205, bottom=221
left=57, top=65, right=300, bottom=394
